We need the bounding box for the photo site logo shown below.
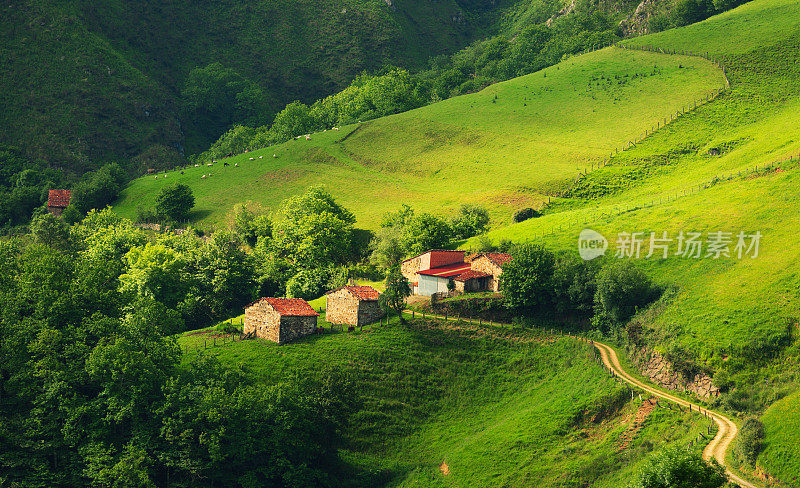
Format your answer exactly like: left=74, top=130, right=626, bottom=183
left=578, top=229, right=762, bottom=261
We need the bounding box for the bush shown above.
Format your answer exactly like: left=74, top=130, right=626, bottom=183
left=156, top=183, right=195, bottom=222
left=500, top=244, right=556, bottom=310
left=733, top=418, right=764, bottom=466
left=594, top=262, right=661, bottom=324
left=628, top=448, right=726, bottom=488
left=513, top=207, right=540, bottom=223
left=551, top=254, right=600, bottom=315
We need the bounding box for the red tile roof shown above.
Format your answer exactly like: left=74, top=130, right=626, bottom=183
left=327, top=285, right=381, bottom=301
left=402, top=249, right=465, bottom=263
left=417, top=262, right=472, bottom=279
left=474, top=252, right=512, bottom=267
left=47, top=189, right=71, bottom=208
left=251, top=297, right=319, bottom=316
left=453, top=270, right=491, bottom=282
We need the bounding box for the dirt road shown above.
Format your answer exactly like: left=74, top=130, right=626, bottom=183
left=592, top=340, right=759, bottom=488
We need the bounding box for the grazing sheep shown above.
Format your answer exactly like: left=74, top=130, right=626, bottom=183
left=249, top=157, right=254, bottom=160
left=207, top=163, right=213, bottom=166
left=154, top=176, right=158, bottom=179
left=304, top=134, right=311, bottom=140
left=194, top=164, right=200, bottom=167
left=201, top=175, right=206, bottom=179
left=258, top=155, right=263, bottom=159
left=234, top=163, right=239, bottom=167
left=273, top=154, right=277, bottom=158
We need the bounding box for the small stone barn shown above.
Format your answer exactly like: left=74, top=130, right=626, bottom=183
left=468, top=252, right=512, bottom=292
left=325, top=286, right=384, bottom=327
left=243, top=297, right=318, bottom=344
left=47, top=189, right=72, bottom=217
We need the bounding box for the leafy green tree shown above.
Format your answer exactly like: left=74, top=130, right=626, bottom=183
left=70, top=163, right=128, bottom=215
left=551, top=253, right=600, bottom=315
left=404, top=212, right=452, bottom=255
left=380, top=266, right=411, bottom=323
left=628, top=448, right=726, bottom=488
left=270, top=101, right=317, bottom=141
left=270, top=186, right=355, bottom=269
left=156, top=183, right=195, bottom=221
left=29, top=212, right=71, bottom=249
left=594, top=261, right=661, bottom=324
left=120, top=243, right=191, bottom=309
left=500, top=244, right=556, bottom=310
left=451, top=204, right=490, bottom=239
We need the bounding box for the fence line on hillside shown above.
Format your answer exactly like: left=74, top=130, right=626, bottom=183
left=531, top=150, right=800, bottom=240
left=576, top=335, right=718, bottom=449
left=563, top=42, right=731, bottom=180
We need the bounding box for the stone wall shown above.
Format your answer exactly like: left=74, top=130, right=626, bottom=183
left=470, top=257, right=502, bottom=292
left=326, top=289, right=384, bottom=327
left=638, top=350, right=719, bottom=399
left=279, top=315, right=317, bottom=343
left=326, top=289, right=359, bottom=326
left=356, top=300, right=384, bottom=327
left=244, top=301, right=281, bottom=342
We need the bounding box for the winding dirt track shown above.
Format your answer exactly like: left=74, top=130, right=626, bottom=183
left=592, top=340, right=759, bottom=488
left=403, top=311, right=759, bottom=487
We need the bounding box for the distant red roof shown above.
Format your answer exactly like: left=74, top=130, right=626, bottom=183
left=47, top=189, right=71, bottom=208
left=402, top=249, right=465, bottom=263
left=327, top=285, right=381, bottom=301
left=474, top=252, right=512, bottom=267
left=250, top=297, right=319, bottom=316
left=417, top=262, right=472, bottom=279
left=453, top=270, right=491, bottom=282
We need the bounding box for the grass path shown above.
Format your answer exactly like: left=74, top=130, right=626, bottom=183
left=401, top=309, right=759, bottom=487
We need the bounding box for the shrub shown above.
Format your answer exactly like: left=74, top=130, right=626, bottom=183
left=594, top=262, right=661, bottom=324
left=500, top=244, right=556, bottom=310
left=551, top=254, right=600, bottom=315
left=513, top=207, right=540, bottom=223
left=628, top=448, right=726, bottom=488
left=733, top=418, right=764, bottom=466
left=156, top=184, right=195, bottom=222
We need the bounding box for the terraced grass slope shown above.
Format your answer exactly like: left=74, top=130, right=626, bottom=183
left=115, top=48, right=724, bottom=228
left=179, top=318, right=711, bottom=487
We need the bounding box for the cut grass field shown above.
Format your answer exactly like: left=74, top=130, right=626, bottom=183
left=114, top=47, right=725, bottom=229
left=178, top=317, right=712, bottom=488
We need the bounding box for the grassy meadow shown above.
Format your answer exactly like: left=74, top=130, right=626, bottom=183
left=178, top=317, right=713, bottom=488
left=114, top=47, right=725, bottom=229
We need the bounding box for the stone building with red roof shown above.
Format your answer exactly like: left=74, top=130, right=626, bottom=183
left=243, top=297, right=318, bottom=343
left=468, top=252, right=513, bottom=292
left=401, top=250, right=512, bottom=296
left=47, top=189, right=72, bottom=217
left=325, top=285, right=384, bottom=327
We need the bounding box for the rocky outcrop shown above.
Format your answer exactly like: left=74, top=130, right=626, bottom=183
left=619, top=0, right=663, bottom=36
left=638, top=350, right=719, bottom=399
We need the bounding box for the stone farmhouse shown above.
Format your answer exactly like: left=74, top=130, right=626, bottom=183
left=325, top=285, right=384, bottom=327
left=47, top=189, right=71, bottom=217
left=243, top=297, right=318, bottom=344
left=401, top=250, right=512, bottom=296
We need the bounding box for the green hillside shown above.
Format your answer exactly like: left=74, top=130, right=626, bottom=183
left=179, top=318, right=713, bottom=487
left=458, top=0, right=800, bottom=483
left=0, top=0, right=509, bottom=170
left=115, top=47, right=725, bottom=228
left=118, top=0, right=800, bottom=483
